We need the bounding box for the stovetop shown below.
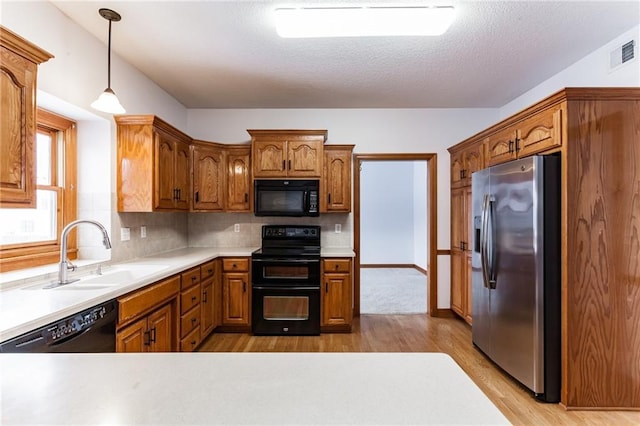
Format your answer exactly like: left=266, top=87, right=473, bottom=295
left=254, top=225, right=321, bottom=258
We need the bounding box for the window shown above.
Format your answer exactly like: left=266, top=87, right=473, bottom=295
left=0, top=109, right=77, bottom=272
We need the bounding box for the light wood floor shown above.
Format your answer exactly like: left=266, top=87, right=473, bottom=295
left=199, top=314, right=640, bottom=425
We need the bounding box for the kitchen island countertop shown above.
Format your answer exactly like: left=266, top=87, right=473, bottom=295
left=1, top=352, right=509, bottom=425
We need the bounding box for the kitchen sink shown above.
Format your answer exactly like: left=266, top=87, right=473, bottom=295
left=22, top=264, right=170, bottom=290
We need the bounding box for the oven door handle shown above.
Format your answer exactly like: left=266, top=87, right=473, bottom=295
left=251, top=258, right=320, bottom=263
left=252, top=286, right=320, bottom=291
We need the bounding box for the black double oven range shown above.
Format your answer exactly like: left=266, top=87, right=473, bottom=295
left=251, top=225, right=321, bottom=336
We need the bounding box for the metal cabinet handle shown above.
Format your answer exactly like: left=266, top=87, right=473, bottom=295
left=288, top=160, right=291, bottom=170
left=195, top=191, right=199, bottom=203
left=282, top=160, right=286, bottom=170
left=192, top=295, right=197, bottom=302
left=244, top=193, right=248, bottom=203
left=515, top=137, right=520, bottom=152
left=150, top=327, right=156, bottom=343
left=192, top=318, right=197, bottom=325
left=243, top=282, right=246, bottom=292
left=325, top=283, right=328, bottom=293
left=203, top=290, right=208, bottom=303
left=328, top=193, right=331, bottom=204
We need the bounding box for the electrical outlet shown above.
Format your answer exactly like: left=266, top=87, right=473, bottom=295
left=120, top=227, right=130, bottom=241
left=140, top=226, right=147, bottom=238
left=335, top=224, right=342, bottom=233
left=234, top=224, right=240, bottom=233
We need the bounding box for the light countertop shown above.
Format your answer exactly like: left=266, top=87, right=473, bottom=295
left=0, top=246, right=354, bottom=343
left=0, top=352, right=509, bottom=425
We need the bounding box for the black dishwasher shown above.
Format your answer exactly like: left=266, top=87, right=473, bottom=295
left=0, top=300, right=117, bottom=353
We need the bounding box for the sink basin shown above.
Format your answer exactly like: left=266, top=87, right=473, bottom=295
left=23, top=264, right=170, bottom=290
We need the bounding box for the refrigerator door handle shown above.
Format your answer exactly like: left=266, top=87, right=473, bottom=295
left=486, top=196, right=497, bottom=289
left=480, top=194, right=491, bottom=289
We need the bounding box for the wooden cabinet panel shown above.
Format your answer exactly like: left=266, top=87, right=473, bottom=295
left=180, top=325, right=201, bottom=352
left=118, top=275, right=180, bottom=324
left=116, top=115, right=192, bottom=212
left=226, top=147, right=251, bottom=211
left=222, top=258, right=249, bottom=272
left=0, top=28, right=53, bottom=208
left=517, top=104, right=562, bottom=157
left=322, top=145, right=353, bottom=212
left=117, top=303, right=174, bottom=353
left=180, top=305, right=200, bottom=338
left=450, top=251, right=464, bottom=317
left=450, top=151, right=465, bottom=189
left=252, top=141, right=287, bottom=177
left=201, top=277, right=215, bottom=337
left=287, top=140, right=323, bottom=177
left=148, top=303, right=174, bottom=352
left=192, top=143, right=225, bottom=211
left=180, top=283, right=201, bottom=314
left=222, top=272, right=250, bottom=326
left=116, top=317, right=147, bottom=353
left=249, top=129, right=327, bottom=178
left=321, top=258, right=352, bottom=330
left=181, top=267, right=201, bottom=290
left=450, top=182, right=472, bottom=323
left=486, top=127, right=517, bottom=166
left=201, top=260, right=216, bottom=280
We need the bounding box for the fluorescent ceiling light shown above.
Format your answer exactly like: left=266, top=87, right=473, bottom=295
left=275, top=6, right=456, bottom=38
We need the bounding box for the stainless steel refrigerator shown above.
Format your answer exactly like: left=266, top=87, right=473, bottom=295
left=471, top=155, right=560, bottom=402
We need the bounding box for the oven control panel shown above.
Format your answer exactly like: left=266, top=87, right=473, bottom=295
left=263, top=226, right=319, bottom=239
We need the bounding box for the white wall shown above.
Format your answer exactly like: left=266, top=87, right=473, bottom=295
left=360, top=161, right=415, bottom=265
left=500, top=25, right=640, bottom=118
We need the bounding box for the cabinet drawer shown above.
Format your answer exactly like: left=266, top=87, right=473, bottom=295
left=181, top=267, right=201, bottom=290
left=201, top=260, right=216, bottom=280
left=323, top=259, right=351, bottom=273
left=118, top=275, right=180, bottom=324
left=180, top=283, right=201, bottom=314
left=180, top=324, right=201, bottom=352
left=180, top=305, right=201, bottom=338
left=222, top=258, right=249, bottom=272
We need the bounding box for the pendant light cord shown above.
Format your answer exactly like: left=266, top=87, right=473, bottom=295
left=107, top=18, right=112, bottom=89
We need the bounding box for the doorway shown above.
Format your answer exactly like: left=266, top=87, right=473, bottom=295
left=353, top=154, right=438, bottom=317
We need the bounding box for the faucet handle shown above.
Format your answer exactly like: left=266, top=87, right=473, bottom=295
left=67, top=260, right=77, bottom=272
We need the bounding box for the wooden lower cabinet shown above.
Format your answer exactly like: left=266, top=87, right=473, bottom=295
left=321, top=258, right=353, bottom=332
left=116, top=302, right=175, bottom=352
left=221, top=258, right=250, bottom=329
left=201, top=259, right=221, bottom=337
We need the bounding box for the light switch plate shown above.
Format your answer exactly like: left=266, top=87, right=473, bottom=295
left=234, top=224, right=240, bottom=233
left=140, top=226, right=147, bottom=238
left=335, top=224, right=342, bottom=233
left=120, top=227, right=130, bottom=241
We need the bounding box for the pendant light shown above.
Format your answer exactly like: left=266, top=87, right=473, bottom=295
left=91, top=8, right=126, bottom=114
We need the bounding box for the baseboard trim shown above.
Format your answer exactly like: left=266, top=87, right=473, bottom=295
left=360, top=264, right=427, bottom=275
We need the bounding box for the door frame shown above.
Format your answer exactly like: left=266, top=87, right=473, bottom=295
left=354, top=153, right=441, bottom=317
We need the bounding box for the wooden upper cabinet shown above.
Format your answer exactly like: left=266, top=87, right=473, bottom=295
left=0, top=27, right=53, bottom=208
left=449, top=141, right=484, bottom=188
left=116, top=115, right=192, bottom=212
left=249, top=129, right=326, bottom=178
left=486, top=104, right=564, bottom=166
left=226, top=146, right=251, bottom=211
left=192, top=142, right=225, bottom=211
left=321, top=145, right=353, bottom=213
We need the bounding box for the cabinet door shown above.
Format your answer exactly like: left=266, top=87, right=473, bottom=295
left=450, top=250, right=465, bottom=317
left=192, top=145, right=225, bottom=211
left=450, top=150, right=465, bottom=189
left=465, top=253, right=473, bottom=325
left=450, top=188, right=465, bottom=251
left=155, top=132, right=177, bottom=209
left=201, top=277, right=215, bottom=337
left=322, top=147, right=352, bottom=212
left=486, top=127, right=517, bottom=166
left=174, top=139, right=190, bottom=210
left=322, top=273, right=352, bottom=326
left=0, top=47, right=37, bottom=208
left=287, top=140, right=323, bottom=177
left=464, top=144, right=483, bottom=179
left=148, top=303, right=174, bottom=352
left=252, top=140, right=286, bottom=177
left=226, top=149, right=251, bottom=211
left=517, top=105, right=563, bottom=157
left=222, top=272, right=250, bottom=326
left=116, top=317, right=148, bottom=353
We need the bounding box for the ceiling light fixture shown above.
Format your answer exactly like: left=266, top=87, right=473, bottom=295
left=274, top=6, right=456, bottom=38
left=91, top=8, right=125, bottom=114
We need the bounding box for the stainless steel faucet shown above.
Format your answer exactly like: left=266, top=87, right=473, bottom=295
left=58, top=220, right=112, bottom=285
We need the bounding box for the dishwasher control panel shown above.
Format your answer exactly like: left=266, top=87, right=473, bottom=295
left=0, top=300, right=117, bottom=353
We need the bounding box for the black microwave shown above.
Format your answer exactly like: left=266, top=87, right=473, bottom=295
left=254, top=179, right=319, bottom=217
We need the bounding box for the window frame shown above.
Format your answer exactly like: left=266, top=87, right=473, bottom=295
left=0, top=109, right=77, bottom=272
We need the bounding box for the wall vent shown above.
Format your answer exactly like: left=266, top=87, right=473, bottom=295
left=610, top=40, right=636, bottom=70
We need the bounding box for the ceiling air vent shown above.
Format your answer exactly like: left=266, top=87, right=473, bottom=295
left=610, top=40, right=636, bottom=70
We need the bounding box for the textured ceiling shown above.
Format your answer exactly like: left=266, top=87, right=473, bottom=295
left=50, top=0, right=639, bottom=108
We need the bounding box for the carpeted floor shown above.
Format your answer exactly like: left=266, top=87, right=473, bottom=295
left=360, top=268, right=427, bottom=314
